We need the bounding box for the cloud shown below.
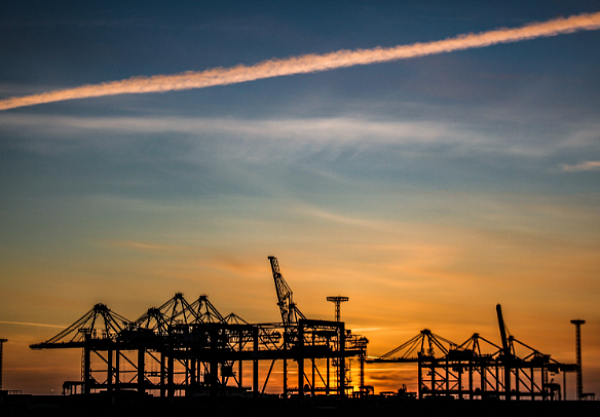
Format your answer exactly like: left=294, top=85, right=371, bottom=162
left=560, top=161, right=600, bottom=172
left=0, top=320, right=66, bottom=329
left=3, top=113, right=599, bottom=169
left=0, top=113, right=455, bottom=143
left=293, top=203, right=390, bottom=230
left=105, top=239, right=176, bottom=252
left=2, top=11, right=600, bottom=110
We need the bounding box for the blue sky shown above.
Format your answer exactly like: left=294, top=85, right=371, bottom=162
left=1, top=1, right=599, bottom=395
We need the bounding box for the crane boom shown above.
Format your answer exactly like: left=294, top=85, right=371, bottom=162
left=268, top=256, right=305, bottom=326
left=496, top=304, right=510, bottom=356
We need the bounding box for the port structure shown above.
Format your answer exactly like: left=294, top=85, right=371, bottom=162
left=0, top=339, right=7, bottom=391
left=570, top=320, right=594, bottom=400
left=368, top=305, right=578, bottom=401
left=31, top=258, right=368, bottom=399
left=327, top=296, right=349, bottom=323
left=324, top=296, right=366, bottom=397
left=570, top=319, right=585, bottom=400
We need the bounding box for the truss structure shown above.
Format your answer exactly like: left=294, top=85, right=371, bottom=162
left=31, top=293, right=367, bottom=398
left=368, top=330, right=577, bottom=400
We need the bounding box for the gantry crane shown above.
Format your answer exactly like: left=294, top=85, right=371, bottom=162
left=268, top=256, right=305, bottom=327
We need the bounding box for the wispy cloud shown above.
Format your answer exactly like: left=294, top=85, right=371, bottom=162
left=105, top=239, right=176, bottom=252
left=0, top=114, right=476, bottom=153
left=2, top=11, right=600, bottom=110
left=293, top=203, right=389, bottom=230
left=206, top=253, right=265, bottom=275
left=560, top=161, right=600, bottom=172
left=3, top=113, right=598, bottom=164
left=0, top=320, right=66, bottom=329
left=0, top=114, right=453, bottom=142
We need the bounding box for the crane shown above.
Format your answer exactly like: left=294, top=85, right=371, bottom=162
left=268, top=256, right=305, bottom=326
left=496, top=304, right=511, bottom=357
left=496, top=304, right=515, bottom=400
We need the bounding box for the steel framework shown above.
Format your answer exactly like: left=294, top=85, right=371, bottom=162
left=0, top=339, right=7, bottom=391
left=570, top=319, right=585, bottom=400
left=31, top=294, right=367, bottom=397
left=368, top=307, right=578, bottom=401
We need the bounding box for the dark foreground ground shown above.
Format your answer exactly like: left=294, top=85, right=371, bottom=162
left=1, top=394, right=599, bottom=417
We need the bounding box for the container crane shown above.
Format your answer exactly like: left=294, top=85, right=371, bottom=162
left=496, top=304, right=515, bottom=400
left=268, top=256, right=305, bottom=327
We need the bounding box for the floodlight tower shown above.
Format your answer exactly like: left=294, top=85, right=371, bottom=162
left=327, top=296, right=349, bottom=393
left=0, top=339, right=7, bottom=391
left=327, top=296, right=349, bottom=322
left=571, top=319, right=585, bottom=400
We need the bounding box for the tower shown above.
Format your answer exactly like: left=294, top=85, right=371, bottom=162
left=0, top=339, right=7, bottom=391
left=570, top=319, right=585, bottom=400
left=327, top=296, right=349, bottom=322
left=327, top=296, right=349, bottom=394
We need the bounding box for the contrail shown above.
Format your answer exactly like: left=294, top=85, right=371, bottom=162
left=1, top=11, right=600, bottom=111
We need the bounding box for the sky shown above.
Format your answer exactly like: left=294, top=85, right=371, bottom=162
left=0, top=0, right=599, bottom=397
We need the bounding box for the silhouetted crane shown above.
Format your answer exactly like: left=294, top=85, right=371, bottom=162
left=268, top=256, right=305, bottom=327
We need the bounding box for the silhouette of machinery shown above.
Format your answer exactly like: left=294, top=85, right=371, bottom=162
left=368, top=305, right=579, bottom=401
left=31, top=257, right=368, bottom=398
left=29, top=260, right=584, bottom=401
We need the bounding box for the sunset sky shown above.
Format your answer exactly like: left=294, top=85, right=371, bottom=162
left=1, top=1, right=599, bottom=397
